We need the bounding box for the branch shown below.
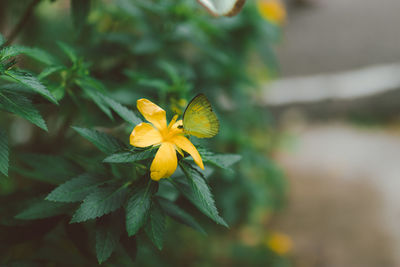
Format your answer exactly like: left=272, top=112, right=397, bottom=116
left=4, top=0, right=41, bottom=46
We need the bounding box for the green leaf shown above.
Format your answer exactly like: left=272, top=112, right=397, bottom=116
left=57, top=42, right=78, bottom=63
left=137, top=79, right=168, bottom=91
left=96, top=214, right=123, bottom=264
left=4, top=69, right=58, bottom=104
left=0, top=46, right=57, bottom=65
left=70, top=185, right=129, bottom=223
left=15, top=199, right=72, bottom=220
left=72, top=127, right=127, bottom=154
left=200, top=150, right=242, bottom=170
left=0, top=90, right=48, bottom=130
left=145, top=200, right=165, bottom=250
left=103, top=149, right=156, bottom=163
left=71, top=0, right=91, bottom=31
left=15, top=153, right=81, bottom=184
left=46, top=173, right=107, bottom=203
left=76, top=78, right=114, bottom=120
left=125, top=181, right=157, bottom=236
left=99, top=94, right=142, bottom=125
left=158, top=198, right=206, bottom=234
left=176, top=161, right=228, bottom=227
left=38, top=65, right=65, bottom=80
left=0, top=33, right=4, bottom=46
left=0, top=129, right=8, bottom=176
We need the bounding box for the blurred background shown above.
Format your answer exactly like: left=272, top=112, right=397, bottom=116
left=265, top=0, right=400, bottom=266
left=1, top=0, right=400, bottom=266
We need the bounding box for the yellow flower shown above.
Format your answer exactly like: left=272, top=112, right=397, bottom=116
left=265, top=232, right=293, bottom=255
left=170, top=97, right=188, bottom=116
left=130, top=98, right=204, bottom=181
left=257, top=0, right=287, bottom=25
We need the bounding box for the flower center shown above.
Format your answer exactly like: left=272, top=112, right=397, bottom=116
left=161, top=126, right=183, bottom=142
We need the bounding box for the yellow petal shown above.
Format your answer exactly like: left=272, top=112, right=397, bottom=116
left=257, top=0, right=286, bottom=25
left=172, top=135, right=204, bottom=169
left=137, top=98, right=167, bottom=131
left=130, top=122, right=162, bottom=148
left=150, top=142, right=177, bottom=181
left=168, top=115, right=179, bottom=129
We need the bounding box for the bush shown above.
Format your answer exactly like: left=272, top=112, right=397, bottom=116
left=0, top=0, right=288, bottom=265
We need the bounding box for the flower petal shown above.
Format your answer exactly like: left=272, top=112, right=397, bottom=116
left=137, top=99, right=167, bottom=131
left=172, top=135, right=204, bottom=169
left=150, top=142, right=177, bottom=181
left=130, top=122, right=162, bottom=148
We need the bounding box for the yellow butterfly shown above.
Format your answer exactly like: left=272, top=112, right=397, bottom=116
left=181, top=94, right=219, bottom=138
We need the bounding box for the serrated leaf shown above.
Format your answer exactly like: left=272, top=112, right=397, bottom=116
left=15, top=153, right=81, bottom=184
left=126, top=181, right=157, bottom=236
left=4, top=69, right=58, bottom=104
left=57, top=42, right=78, bottom=63
left=201, top=151, right=242, bottom=170
left=0, top=90, right=47, bottom=130
left=145, top=200, right=165, bottom=250
left=46, top=173, right=107, bottom=203
left=15, top=199, right=72, bottom=220
left=103, top=149, right=156, bottom=163
left=0, top=129, right=8, bottom=176
left=72, top=127, right=127, bottom=154
left=158, top=198, right=206, bottom=234
left=99, top=94, right=142, bottom=125
left=71, top=185, right=129, bottom=223
left=76, top=78, right=114, bottom=120
left=176, top=161, right=228, bottom=227
left=71, top=0, right=91, bottom=31
left=96, top=214, right=123, bottom=264
left=0, top=46, right=58, bottom=65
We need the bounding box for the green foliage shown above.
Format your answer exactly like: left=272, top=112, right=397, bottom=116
left=95, top=213, right=124, bottom=264
left=15, top=199, right=72, bottom=220
left=4, top=69, right=58, bottom=104
left=0, top=129, right=8, bottom=176
left=144, top=200, right=166, bottom=250
left=103, top=149, right=156, bottom=163
left=0, top=45, right=57, bottom=65
left=71, top=0, right=91, bottom=32
left=72, top=127, right=127, bottom=154
left=71, top=185, right=129, bottom=223
left=0, top=0, right=287, bottom=266
left=126, top=181, right=157, bottom=236
left=175, top=161, right=228, bottom=227
left=46, top=173, right=107, bottom=202
left=0, top=89, right=47, bottom=130
left=15, top=153, right=81, bottom=184
left=158, top=197, right=206, bottom=234
left=99, top=93, right=142, bottom=125
left=200, top=148, right=242, bottom=171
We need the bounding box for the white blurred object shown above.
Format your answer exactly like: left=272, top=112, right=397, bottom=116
left=197, top=0, right=246, bottom=17
left=262, top=63, right=400, bottom=106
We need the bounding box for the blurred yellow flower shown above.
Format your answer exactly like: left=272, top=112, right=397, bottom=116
left=170, top=98, right=188, bottom=116
left=257, top=0, right=287, bottom=25
left=265, top=231, right=293, bottom=255
left=130, top=98, right=204, bottom=181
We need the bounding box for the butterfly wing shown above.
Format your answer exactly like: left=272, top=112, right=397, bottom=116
left=183, top=94, right=219, bottom=138
left=197, top=0, right=246, bottom=17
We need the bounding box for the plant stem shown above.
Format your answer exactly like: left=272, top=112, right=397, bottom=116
left=4, top=0, right=42, bottom=47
